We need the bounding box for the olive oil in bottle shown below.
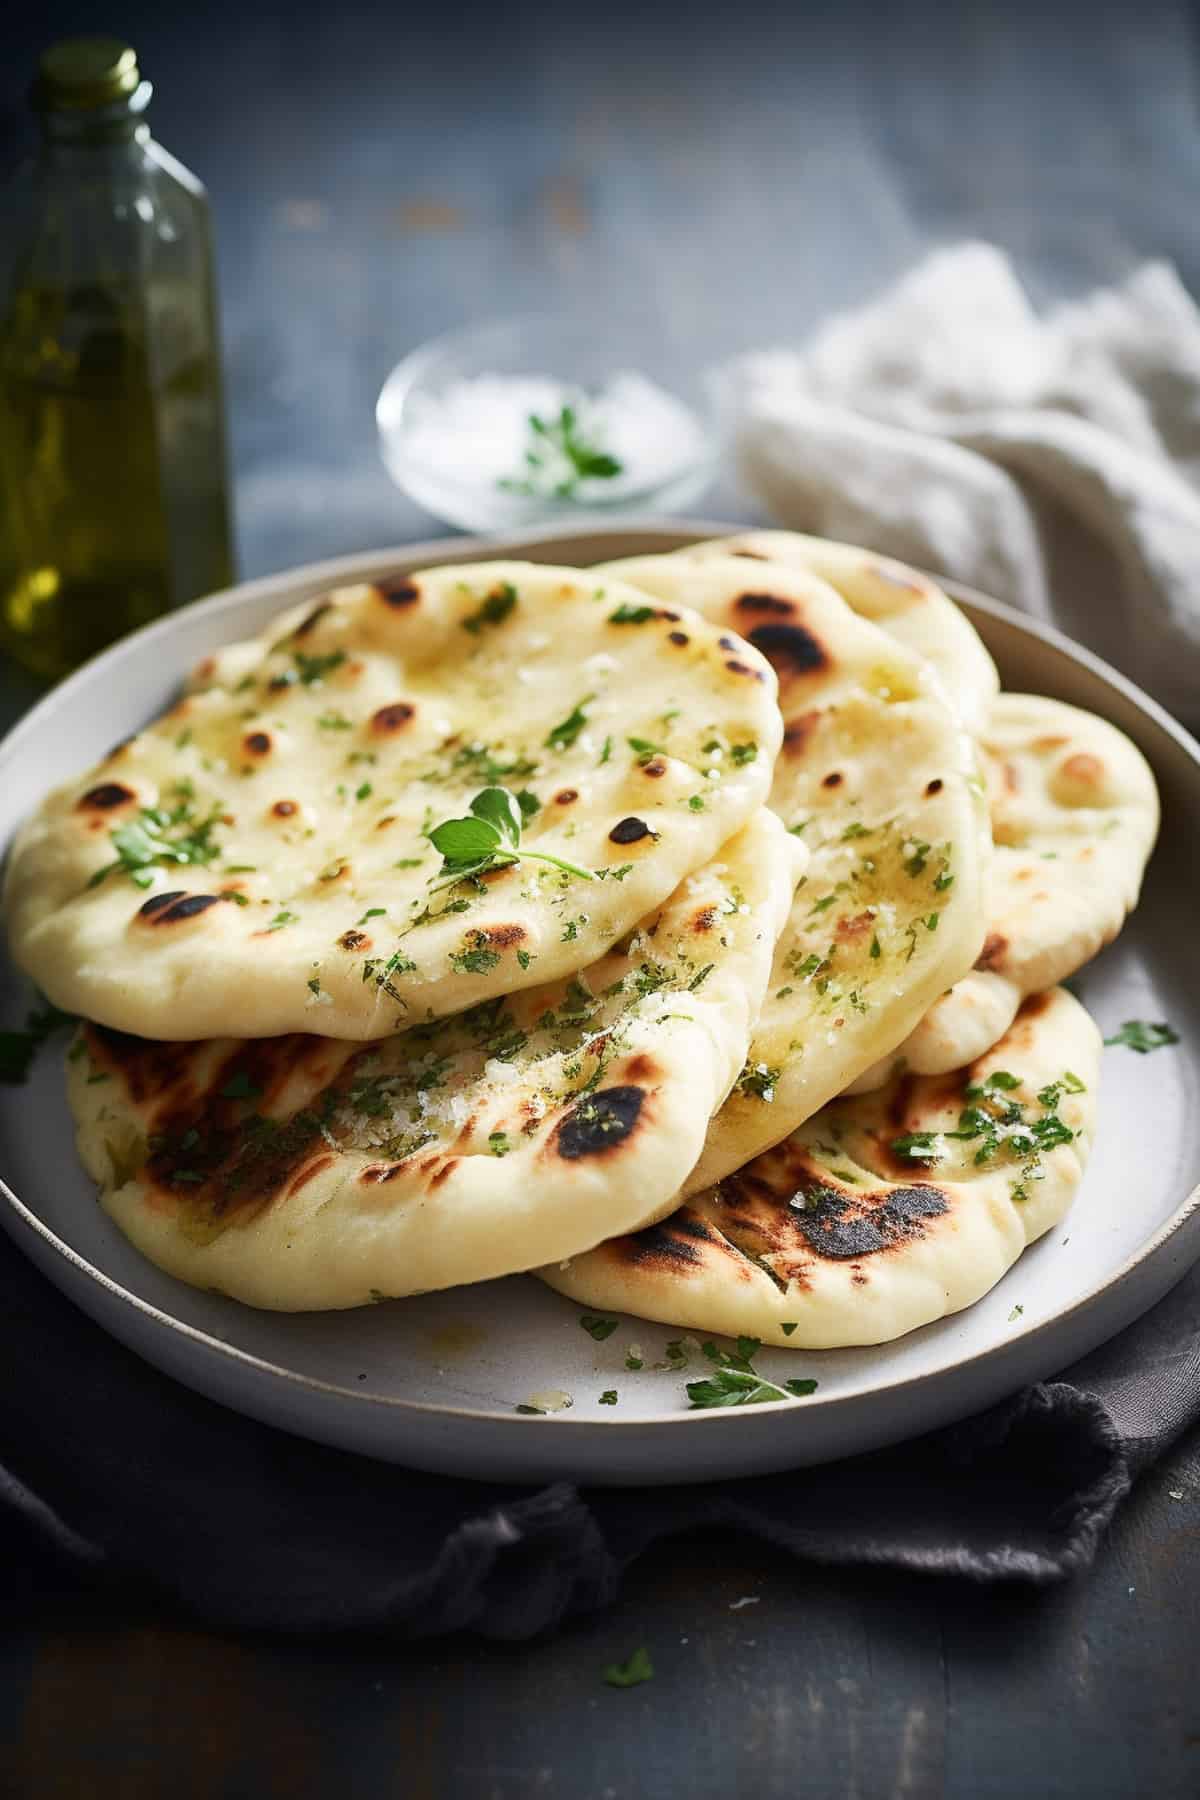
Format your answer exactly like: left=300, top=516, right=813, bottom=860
left=0, top=38, right=234, bottom=681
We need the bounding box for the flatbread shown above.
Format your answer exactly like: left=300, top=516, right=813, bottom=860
left=668, top=530, right=999, bottom=734
left=845, top=694, right=1159, bottom=1091
left=68, top=811, right=801, bottom=1311
left=541, top=986, right=1099, bottom=1348
left=597, top=554, right=990, bottom=1191
left=5, top=562, right=780, bottom=1041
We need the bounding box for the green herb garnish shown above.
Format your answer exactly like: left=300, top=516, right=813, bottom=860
left=599, top=1390, right=618, bottom=1406
left=608, top=603, right=656, bottom=625
left=686, top=1338, right=818, bottom=1409
left=627, top=736, right=664, bottom=765
left=462, top=582, right=518, bottom=635
left=580, top=1314, right=620, bottom=1341
left=428, top=787, right=595, bottom=891
left=603, top=1648, right=654, bottom=1689
left=499, top=404, right=623, bottom=500
left=546, top=695, right=595, bottom=752
left=487, top=1131, right=511, bottom=1157
left=293, top=649, right=346, bottom=685
left=87, top=792, right=224, bottom=891
left=1103, top=1020, right=1180, bottom=1054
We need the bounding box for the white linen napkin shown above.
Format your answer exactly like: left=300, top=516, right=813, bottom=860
left=720, top=243, right=1200, bottom=723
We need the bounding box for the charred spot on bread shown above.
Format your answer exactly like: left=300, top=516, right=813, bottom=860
left=374, top=577, right=420, bottom=608
left=744, top=618, right=828, bottom=676
left=555, top=1085, right=646, bottom=1159
left=78, top=782, right=136, bottom=811
left=370, top=702, right=416, bottom=735
left=609, top=816, right=653, bottom=845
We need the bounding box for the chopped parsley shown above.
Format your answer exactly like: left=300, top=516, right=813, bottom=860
left=1103, top=1019, right=1179, bottom=1054
left=737, top=1063, right=780, bottom=1102
left=316, top=709, right=352, bottom=730
left=450, top=936, right=502, bottom=976
left=688, top=794, right=706, bottom=812
left=890, top=1068, right=1082, bottom=1185
left=580, top=1314, right=620, bottom=1341
left=599, top=1389, right=618, bottom=1406
left=608, top=603, right=656, bottom=625
left=487, top=1131, right=511, bottom=1157
left=546, top=695, right=595, bottom=752
left=627, top=736, right=664, bottom=765
left=355, top=781, right=373, bottom=802
left=361, top=950, right=417, bottom=1003
left=293, top=649, right=346, bottom=685
left=86, top=790, right=224, bottom=891
left=267, top=910, right=299, bottom=931
left=462, top=582, right=518, bottom=635
left=603, top=1648, right=653, bottom=1689
left=903, top=840, right=931, bottom=876
left=729, top=742, right=758, bottom=766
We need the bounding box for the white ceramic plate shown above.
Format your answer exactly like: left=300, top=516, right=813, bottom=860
left=2, top=523, right=1198, bottom=1486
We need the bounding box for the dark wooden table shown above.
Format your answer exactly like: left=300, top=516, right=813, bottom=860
left=3, top=1, right=1200, bottom=1792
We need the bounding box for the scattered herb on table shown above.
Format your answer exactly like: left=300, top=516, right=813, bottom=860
left=428, top=787, right=595, bottom=891
left=603, top=1648, right=654, bottom=1689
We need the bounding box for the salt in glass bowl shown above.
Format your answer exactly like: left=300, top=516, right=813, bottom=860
left=376, top=314, right=717, bottom=533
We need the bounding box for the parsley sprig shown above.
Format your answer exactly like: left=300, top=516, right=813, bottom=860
left=87, top=790, right=224, bottom=890
left=428, top=787, right=595, bottom=892
left=499, top=403, right=624, bottom=500
left=686, top=1338, right=818, bottom=1409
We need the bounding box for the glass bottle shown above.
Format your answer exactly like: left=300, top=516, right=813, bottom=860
left=0, top=37, right=234, bottom=682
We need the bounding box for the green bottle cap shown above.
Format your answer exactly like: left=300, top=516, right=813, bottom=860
left=35, top=37, right=143, bottom=111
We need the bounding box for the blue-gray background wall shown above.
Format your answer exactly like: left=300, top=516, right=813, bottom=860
left=5, top=0, right=1199, bottom=576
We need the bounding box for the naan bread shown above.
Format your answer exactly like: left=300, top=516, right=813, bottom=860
left=541, top=987, right=1100, bottom=1348
left=845, top=694, right=1159, bottom=1091
left=5, top=562, right=780, bottom=1042
left=68, top=811, right=801, bottom=1311
left=599, top=554, right=990, bottom=1191
left=669, top=530, right=999, bottom=734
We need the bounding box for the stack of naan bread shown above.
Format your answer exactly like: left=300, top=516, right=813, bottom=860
left=3, top=536, right=1160, bottom=1347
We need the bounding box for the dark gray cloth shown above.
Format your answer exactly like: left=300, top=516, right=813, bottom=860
left=3, top=1229, right=1198, bottom=1639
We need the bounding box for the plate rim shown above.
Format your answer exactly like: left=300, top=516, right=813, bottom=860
left=2, top=518, right=1198, bottom=1435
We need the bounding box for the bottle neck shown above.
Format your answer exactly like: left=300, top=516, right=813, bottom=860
left=37, top=79, right=152, bottom=153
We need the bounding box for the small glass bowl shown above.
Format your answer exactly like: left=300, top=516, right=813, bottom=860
left=376, top=313, right=717, bottom=533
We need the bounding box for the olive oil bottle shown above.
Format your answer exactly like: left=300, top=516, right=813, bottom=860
left=0, top=38, right=233, bottom=681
